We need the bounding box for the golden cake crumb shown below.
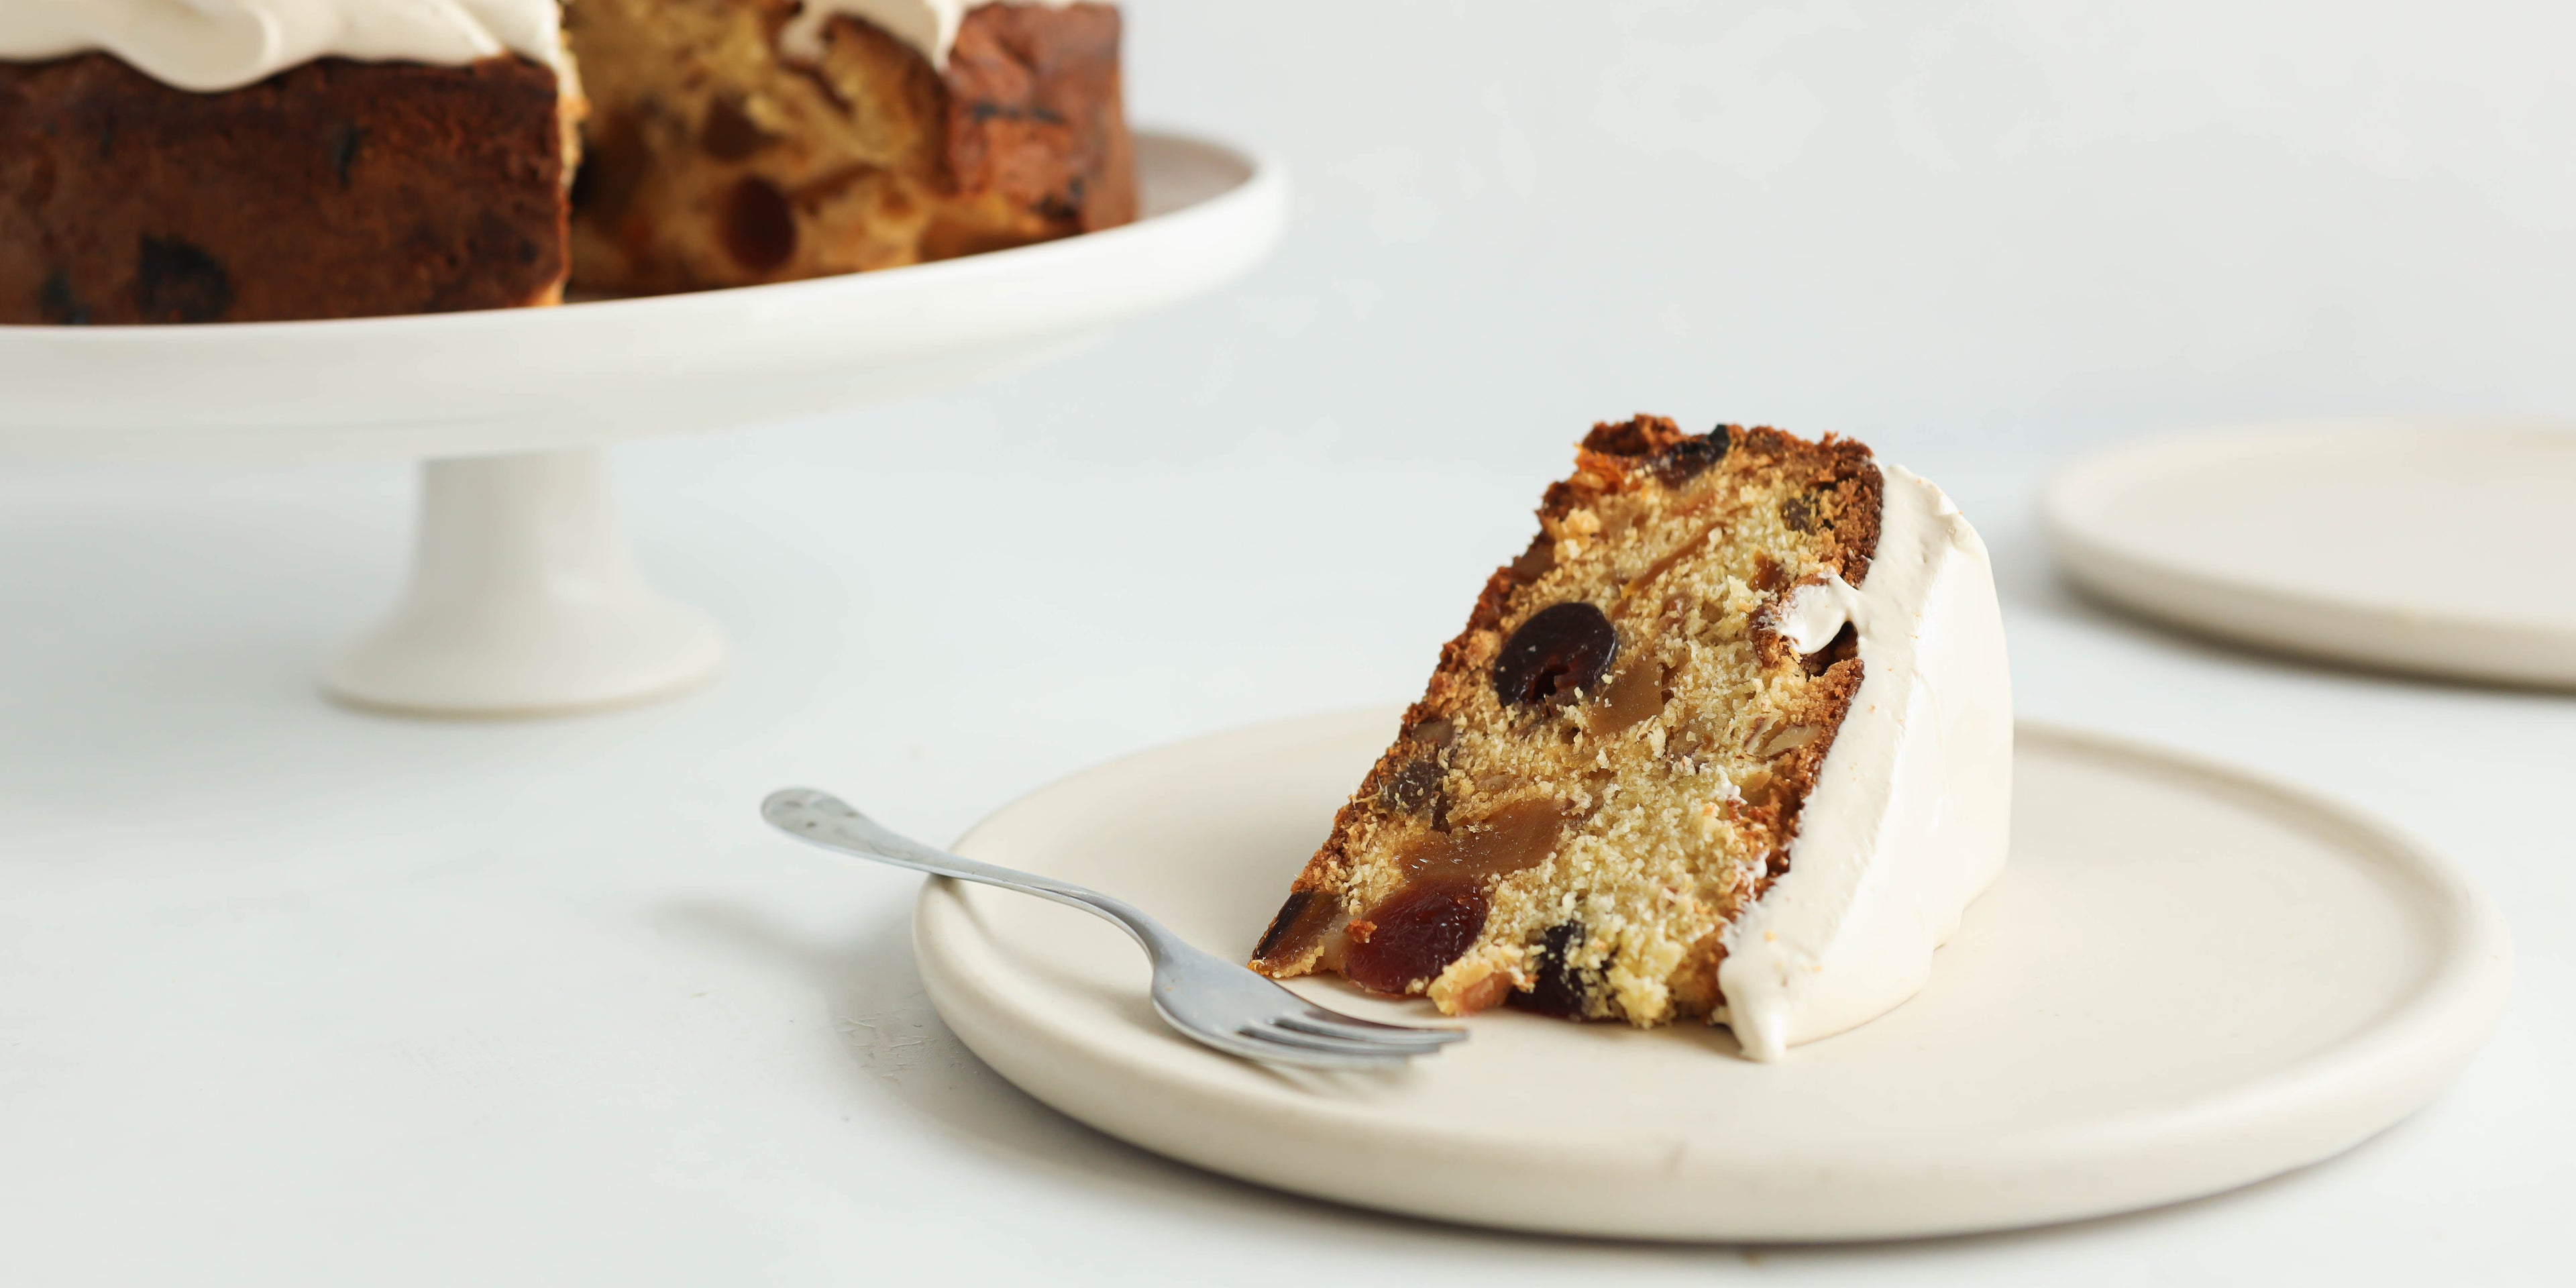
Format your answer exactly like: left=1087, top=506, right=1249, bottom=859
left=1250, top=416, right=1882, bottom=1026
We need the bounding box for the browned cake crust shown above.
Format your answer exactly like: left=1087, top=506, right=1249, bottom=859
left=1252, top=417, right=1885, bottom=1025
left=568, top=0, right=1134, bottom=291
left=0, top=53, right=571, bottom=325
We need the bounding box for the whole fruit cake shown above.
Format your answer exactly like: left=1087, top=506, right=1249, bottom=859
left=1250, top=417, right=2012, bottom=1061
left=1, top=0, right=1132, bottom=323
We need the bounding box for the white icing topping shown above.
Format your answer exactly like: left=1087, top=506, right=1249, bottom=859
left=780, top=0, right=1078, bottom=71
left=1717, top=465, right=2014, bottom=1061
left=0, top=1, right=564, bottom=94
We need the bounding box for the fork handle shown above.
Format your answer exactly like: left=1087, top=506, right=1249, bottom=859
left=761, top=788, right=1165, bottom=952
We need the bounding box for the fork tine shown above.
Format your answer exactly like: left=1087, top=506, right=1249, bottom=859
left=1277, top=1012, right=1467, bottom=1046
left=1240, top=1030, right=1416, bottom=1064
left=1230, top=1042, right=1409, bottom=1070
left=1242, top=1020, right=1450, bottom=1061
left=1294, top=1006, right=1468, bottom=1036
left=1188, top=1028, right=1407, bottom=1069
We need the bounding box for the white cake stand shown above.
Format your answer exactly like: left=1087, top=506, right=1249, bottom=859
left=0, top=131, right=1285, bottom=716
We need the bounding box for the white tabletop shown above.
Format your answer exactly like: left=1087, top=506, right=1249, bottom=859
left=3, top=427, right=2564, bottom=1285
left=6, top=1, right=2573, bottom=1281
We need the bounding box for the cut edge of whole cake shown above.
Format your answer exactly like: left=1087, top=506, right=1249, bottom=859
left=567, top=0, right=1134, bottom=292
left=3, top=0, right=1133, bottom=323
left=1250, top=415, right=2012, bottom=1061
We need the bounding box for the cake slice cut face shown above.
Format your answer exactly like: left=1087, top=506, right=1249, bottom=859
left=1250, top=417, right=2012, bottom=1060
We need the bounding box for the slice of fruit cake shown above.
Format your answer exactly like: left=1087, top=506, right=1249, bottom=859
left=1250, top=415, right=2011, bottom=1061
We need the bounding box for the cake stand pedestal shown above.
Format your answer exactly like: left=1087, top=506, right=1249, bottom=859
left=322, top=449, right=725, bottom=716
left=0, top=131, right=1285, bottom=717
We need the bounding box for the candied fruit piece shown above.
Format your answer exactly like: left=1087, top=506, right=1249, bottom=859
left=1595, top=659, right=1666, bottom=738
left=1397, top=798, right=1568, bottom=883
left=1493, top=602, right=1617, bottom=707
left=1507, top=921, right=1595, bottom=1018
left=1378, top=758, right=1446, bottom=815
left=721, top=176, right=796, bottom=272
left=1342, top=880, right=1489, bottom=994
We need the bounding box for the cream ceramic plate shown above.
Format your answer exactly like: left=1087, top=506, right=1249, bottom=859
left=913, top=711, right=2510, bottom=1241
left=2043, top=423, right=2576, bottom=688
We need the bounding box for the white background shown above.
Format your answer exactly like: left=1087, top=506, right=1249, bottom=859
left=2, top=1, right=2570, bottom=1283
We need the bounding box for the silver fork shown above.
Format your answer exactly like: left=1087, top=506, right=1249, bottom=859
left=760, top=788, right=1466, bottom=1070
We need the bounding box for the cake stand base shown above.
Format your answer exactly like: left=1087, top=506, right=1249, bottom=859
left=322, top=449, right=726, bottom=718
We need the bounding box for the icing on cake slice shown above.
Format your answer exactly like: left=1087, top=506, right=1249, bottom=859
left=1250, top=417, right=2012, bottom=1060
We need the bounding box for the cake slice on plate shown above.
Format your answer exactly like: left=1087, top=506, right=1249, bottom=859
left=1250, top=417, right=2011, bottom=1061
